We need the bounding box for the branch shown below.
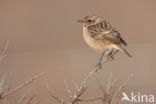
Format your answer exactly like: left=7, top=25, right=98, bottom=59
left=0, top=72, right=44, bottom=100
left=26, top=94, right=37, bottom=104
left=107, top=73, right=133, bottom=104
left=71, top=60, right=104, bottom=103
left=0, top=41, right=10, bottom=64
left=45, top=83, right=65, bottom=104
left=112, top=73, right=133, bottom=104
left=71, top=80, right=78, bottom=91
left=0, top=75, right=6, bottom=96
left=17, top=89, right=29, bottom=104
left=77, top=97, right=103, bottom=102
left=48, top=57, right=107, bottom=104
left=96, top=77, right=107, bottom=100
left=64, top=79, right=73, bottom=99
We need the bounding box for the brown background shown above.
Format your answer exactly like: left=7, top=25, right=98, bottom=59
left=0, top=0, right=156, bottom=103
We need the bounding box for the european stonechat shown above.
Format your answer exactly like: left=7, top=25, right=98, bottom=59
left=77, top=15, right=132, bottom=68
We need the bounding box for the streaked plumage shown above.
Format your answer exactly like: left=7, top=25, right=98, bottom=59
left=78, top=15, right=132, bottom=67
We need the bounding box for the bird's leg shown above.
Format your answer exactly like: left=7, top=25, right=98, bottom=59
left=107, top=48, right=114, bottom=61
left=107, top=49, right=118, bottom=61
left=95, top=51, right=105, bottom=69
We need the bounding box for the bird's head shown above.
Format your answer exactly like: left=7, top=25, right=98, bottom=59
left=77, top=15, right=103, bottom=27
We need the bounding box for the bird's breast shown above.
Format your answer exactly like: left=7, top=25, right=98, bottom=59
left=83, top=27, right=108, bottom=51
left=83, top=27, right=120, bottom=51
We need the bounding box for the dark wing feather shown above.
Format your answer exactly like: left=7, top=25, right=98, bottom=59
left=102, top=21, right=128, bottom=46
left=112, top=30, right=127, bottom=46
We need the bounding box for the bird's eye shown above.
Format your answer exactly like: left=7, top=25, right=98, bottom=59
left=87, top=19, right=92, bottom=22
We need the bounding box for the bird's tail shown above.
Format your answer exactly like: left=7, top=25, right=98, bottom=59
left=121, top=48, right=132, bottom=58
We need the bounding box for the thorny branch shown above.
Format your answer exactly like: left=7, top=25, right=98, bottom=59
left=0, top=72, right=44, bottom=100
left=76, top=97, right=103, bottom=102
left=47, top=56, right=111, bottom=104
left=0, top=41, right=133, bottom=104
left=26, top=93, right=37, bottom=104
left=17, top=90, right=40, bottom=104
left=49, top=69, right=98, bottom=104
left=48, top=64, right=133, bottom=104
left=0, top=41, right=43, bottom=104
left=70, top=58, right=109, bottom=103
left=46, top=83, right=66, bottom=104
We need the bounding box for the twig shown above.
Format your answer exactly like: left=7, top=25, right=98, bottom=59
left=0, top=75, right=6, bottom=95
left=26, top=94, right=37, bottom=104
left=5, top=72, right=13, bottom=92
left=96, top=76, right=113, bottom=103
left=95, top=74, right=133, bottom=104
left=64, top=79, right=73, bottom=99
left=111, top=73, right=133, bottom=104
left=107, top=74, right=112, bottom=93
left=47, top=54, right=133, bottom=104
left=96, top=77, right=106, bottom=99
left=0, top=72, right=44, bottom=99
left=71, top=80, right=78, bottom=91
left=0, top=41, right=10, bottom=63
left=48, top=57, right=107, bottom=104
left=72, top=60, right=104, bottom=103
left=120, top=73, right=133, bottom=88
left=77, top=97, right=103, bottom=102
left=45, top=83, right=65, bottom=104
left=1, top=72, right=14, bottom=103
left=17, top=89, right=29, bottom=104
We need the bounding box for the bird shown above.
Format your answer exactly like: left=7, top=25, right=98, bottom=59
left=77, top=15, right=132, bottom=69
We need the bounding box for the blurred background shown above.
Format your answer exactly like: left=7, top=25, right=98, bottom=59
left=0, top=0, right=156, bottom=103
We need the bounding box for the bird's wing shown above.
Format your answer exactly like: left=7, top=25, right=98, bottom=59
left=96, top=21, right=127, bottom=46
left=104, top=30, right=127, bottom=46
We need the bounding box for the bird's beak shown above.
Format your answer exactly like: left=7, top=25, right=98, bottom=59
left=77, top=20, right=85, bottom=23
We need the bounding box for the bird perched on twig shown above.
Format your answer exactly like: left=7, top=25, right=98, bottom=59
left=77, top=15, right=132, bottom=69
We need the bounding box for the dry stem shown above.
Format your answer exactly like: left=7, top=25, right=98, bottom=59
left=48, top=57, right=107, bottom=104
left=0, top=72, right=44, bottom=100
left=0, top=41, right=10, bottom=64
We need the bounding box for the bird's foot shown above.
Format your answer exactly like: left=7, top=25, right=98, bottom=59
left=105, top=55, right=115, bottom=62
left=109, top=56, right=115, bottom=61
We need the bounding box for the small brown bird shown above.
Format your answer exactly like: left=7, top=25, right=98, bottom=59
left=77, top=15, right=132, bottom=68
